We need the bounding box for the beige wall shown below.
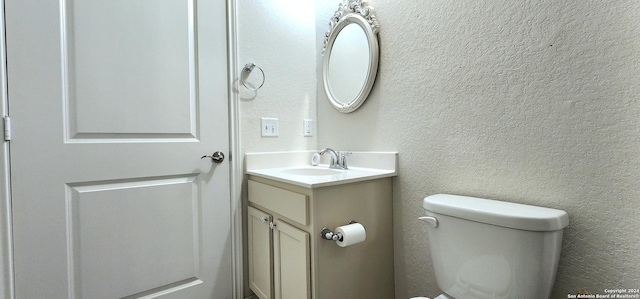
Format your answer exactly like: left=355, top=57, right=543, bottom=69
left=237, top=0, right=318, bottom=154
left=316, top=1, right=640, bottom=298
left=237, top=1, right=318, bottom=297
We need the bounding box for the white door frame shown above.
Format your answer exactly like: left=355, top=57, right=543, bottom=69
left=227, top=0, right=245, bottom=298
left=0, top=0, right=15, bottom=297
left=0, top=0, right=245, bottom=297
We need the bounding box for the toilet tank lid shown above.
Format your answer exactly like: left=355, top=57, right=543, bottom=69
left=423, top=194, right=569, bottom=231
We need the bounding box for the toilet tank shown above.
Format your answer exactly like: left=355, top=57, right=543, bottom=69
left=422, top=194, right=569, bottom=299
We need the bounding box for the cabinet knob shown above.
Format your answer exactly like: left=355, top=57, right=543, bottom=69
left=261, top=217, right=268, bottom=223
left=269, top=222, right=277, bottom=230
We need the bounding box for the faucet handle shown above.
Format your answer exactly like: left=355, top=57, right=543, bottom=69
left=340, top=151, right=352, bottom=156
left=311, top=153, right=321, bottom=166
left=338, top=151, right=352, bottom=169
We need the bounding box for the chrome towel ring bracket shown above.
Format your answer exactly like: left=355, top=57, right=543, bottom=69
left=240, top=63, right=265, bottom=91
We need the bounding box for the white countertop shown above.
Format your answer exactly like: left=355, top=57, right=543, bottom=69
left=245, top=151, right=398, bottom=188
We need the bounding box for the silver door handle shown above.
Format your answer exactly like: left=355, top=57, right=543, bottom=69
left=201, top=151, right=225, bottom=163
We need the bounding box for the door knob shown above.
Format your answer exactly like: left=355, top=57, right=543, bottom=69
left=201, top=151, right=225, bottom=163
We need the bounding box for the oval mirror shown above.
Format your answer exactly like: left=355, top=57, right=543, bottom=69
left=322, top=0, right=380, bottom=113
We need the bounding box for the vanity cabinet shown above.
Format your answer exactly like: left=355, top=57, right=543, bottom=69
left=248, top=206, right=310, bottom=299
left=247, top=176, right=394, bottom=299
left=248, top=180, right=311, bottom=299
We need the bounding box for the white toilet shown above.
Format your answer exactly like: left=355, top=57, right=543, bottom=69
left=412, top=194, right=569, bottom=299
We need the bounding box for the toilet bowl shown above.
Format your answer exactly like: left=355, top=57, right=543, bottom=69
left=415, top=194, right=569, bottom=299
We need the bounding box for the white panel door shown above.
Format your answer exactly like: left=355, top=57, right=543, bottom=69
left=5, top=0, right=232, bottom=298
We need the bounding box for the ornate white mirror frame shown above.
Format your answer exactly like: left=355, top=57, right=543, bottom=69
left=322, top=0, right=380, bottom=113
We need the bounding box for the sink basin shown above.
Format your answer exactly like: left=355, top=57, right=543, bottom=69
left=281, top=167, right=343, bottom=176
left=250, top=165, right=393, bottom=188
left=245, top=151, right=398, bottom=188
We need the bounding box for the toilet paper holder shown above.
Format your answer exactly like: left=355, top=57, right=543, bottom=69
left=320, top=220, right=357, bottom=242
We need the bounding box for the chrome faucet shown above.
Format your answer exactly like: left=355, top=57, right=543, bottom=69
left=318, top=148, right=351, bottom=169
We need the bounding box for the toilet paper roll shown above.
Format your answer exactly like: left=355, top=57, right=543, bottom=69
left=335, top=223, right=366, bottom=247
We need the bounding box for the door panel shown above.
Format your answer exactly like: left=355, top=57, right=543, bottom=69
left=5, top=0, right=231, bottom=298
left=64, top=0, right=198, bottom=140
left=248, top=206, right=273, bottom=299
left=273, top=221, right=310, bottom=299
left=67, top=175, right=200, bottom=298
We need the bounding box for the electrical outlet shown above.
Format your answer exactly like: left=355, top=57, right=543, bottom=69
left=303, top=119, right=313, bottom=137
left=261, top=117, right=279, bottom=137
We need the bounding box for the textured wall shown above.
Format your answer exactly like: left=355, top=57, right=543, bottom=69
left=237, top=0, right=317, bottom=153
left=237, top=1, right=317, bottom=297
left=316, top=1, right=640, bottom=298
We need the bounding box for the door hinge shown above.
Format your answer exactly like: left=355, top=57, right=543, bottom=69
left=3, top=116, right=10, bottom=141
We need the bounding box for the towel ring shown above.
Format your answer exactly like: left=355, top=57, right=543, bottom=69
left=240, top=63, right=265, bottom=91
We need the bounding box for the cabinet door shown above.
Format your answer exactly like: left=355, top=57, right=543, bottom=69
left=273, top=220, right=310, bottom=299
left=248, top=207, right=273, bottom=299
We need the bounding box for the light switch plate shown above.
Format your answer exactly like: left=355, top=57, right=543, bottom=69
left=261, top=117, right=279, bottom=137
left=303, top=119, right=313, bottom=137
